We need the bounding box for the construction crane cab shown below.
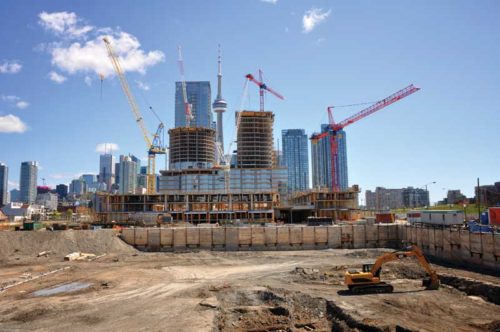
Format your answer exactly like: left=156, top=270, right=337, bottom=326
left=344, top=244, right=440, bottom=294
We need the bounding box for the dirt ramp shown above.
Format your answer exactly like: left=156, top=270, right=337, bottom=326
left=0, top=229, right=135, bottom=259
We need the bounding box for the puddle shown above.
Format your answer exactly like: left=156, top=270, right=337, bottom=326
left=33, top=282, right=92, bottom=297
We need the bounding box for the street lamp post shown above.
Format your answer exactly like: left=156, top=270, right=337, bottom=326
left=422, top=181, right=436, bottom=209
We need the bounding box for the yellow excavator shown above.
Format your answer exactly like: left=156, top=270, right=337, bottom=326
left=344, top=244, right=440, bottom=294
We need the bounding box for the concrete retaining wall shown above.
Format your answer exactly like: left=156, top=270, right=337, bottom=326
left=400, top=225, right=499, bottom=271
left=121, top=224, right=400, bottom=252
left=121, top=224, right=500, bottom=271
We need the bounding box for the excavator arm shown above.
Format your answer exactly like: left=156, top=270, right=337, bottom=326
left=345, top=245, right=439, bottom=294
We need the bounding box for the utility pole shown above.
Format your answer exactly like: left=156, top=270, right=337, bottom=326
left=477, top=177, right=481, bottom=219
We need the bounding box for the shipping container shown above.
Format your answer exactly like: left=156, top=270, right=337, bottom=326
left=488, top=207, right=500, bottom=226
left=375, top=213, right=394, bottom=223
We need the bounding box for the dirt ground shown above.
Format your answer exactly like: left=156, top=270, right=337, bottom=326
left=0, top=232, right=499, bottom=332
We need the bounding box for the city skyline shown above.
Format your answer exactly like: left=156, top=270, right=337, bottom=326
left=1, top=1, right=499, bottom=203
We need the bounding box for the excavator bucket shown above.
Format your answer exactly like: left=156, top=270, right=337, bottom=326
left=422, top=276, right=440, bottom=290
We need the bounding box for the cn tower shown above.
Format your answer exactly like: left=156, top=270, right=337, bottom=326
left=212, top=45, right=227, bottom=154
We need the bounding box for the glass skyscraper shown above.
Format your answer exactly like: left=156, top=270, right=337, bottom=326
left=20, top=161, right=38, bottom=204
left=174, top=81, right=212, bottom=128
left=311, top=125, right=348, bottom=190
left=0, top=162, right=8, bottom=207
left=281, top=129, right=309, bottom=192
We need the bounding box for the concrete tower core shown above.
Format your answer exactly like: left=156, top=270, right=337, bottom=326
left=212, top=45, right=227, bottom=154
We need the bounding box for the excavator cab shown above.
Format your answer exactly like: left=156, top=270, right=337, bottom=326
left=362, top=263, right=373, bottom=273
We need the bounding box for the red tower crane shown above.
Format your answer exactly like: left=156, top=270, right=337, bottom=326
left=311, top=84, right=420, bottom=191
left=246, top=70, right=284, bottom=111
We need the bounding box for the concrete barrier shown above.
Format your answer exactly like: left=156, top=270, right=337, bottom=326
left=160, top=228, right=173, bottom=248
left=251, top=227, right=265, bottom=248
left=199, top=228, right=212, bottom=249
left=277, top=227, right=290, bottom=249
left=212, top=227, right=225, bottom=249
left=327, top=226, right=341, bottom=248
left=302, top=227, right=315, bottom=249
left=226, top=227, right=239, bottom=250
left=173, top=228, right=186, bottom=250
left=186, top=228, right=199, bottom=248
left=264, top=227, right=277, bottom=248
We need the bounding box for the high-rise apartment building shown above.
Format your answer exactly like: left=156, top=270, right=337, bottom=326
left=99, top=154, right=115, bottom=191
left=20, top=161, right=38, bottom=204
left=281, top=129, right=309, bottom=192
left=119, top=155, right=138, bottom=194
left=81, top=174, right=97, bottom=187
left=69, top=178, right=85, bottom=196
left=311, top=125, right=348, bottom=190
left=175, top=81, right=212, bottom=128
left=55, top=184, right=68, bottom=199
left=0, top=162, right=8, bottom=207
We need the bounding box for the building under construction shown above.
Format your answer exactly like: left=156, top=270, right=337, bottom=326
left=168, top=127, right=216, bottom=170
left=276, top=185, right=362, bottom=223
left=94, top=51, right=292, bottom=224
left=236, top=111, right=274, bottom=168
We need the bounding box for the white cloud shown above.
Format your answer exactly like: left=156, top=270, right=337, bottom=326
left=16, top=101, right=30, bottom=109
left=302, top=8, right=331, bottom=33
left=95, top=143, right=119, bottom=154
left=1, top=95, right=20, bottom=102
left=0, top=61, right=22, bottom=74
left=1, top=95, right=29, bottom=109
left=136, top=80, right=150, bottom=91
left=49, top=32, right=165, bottom=77
left=0, top=114, right=27, bottom=133
left=261, top=0, right=278, bottom=4
left=49, top=71, right=67, bottom=83
left=38, top=11, right=93, bottom=39
left=38, top=11, right=165, bottom=79
left=84, top=76, right=92, bottom=86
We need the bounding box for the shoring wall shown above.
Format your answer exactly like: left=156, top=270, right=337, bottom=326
left=121, top=224, right=500, bottom=271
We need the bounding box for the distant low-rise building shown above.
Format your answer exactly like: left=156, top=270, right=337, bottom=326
left=366, top=186, right=430, bottom=210
left=9, top=189, right=20, bottom=202
left=36, top=192, right=58, bottom=211
left=476, top=182, right=500, bottom=207
left=447, top=190, right=466, bottom=204
left=1, top=202, right=44, bottom=222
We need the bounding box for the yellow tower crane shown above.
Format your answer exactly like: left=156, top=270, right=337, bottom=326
left=103, top=37, right=166, bottom=194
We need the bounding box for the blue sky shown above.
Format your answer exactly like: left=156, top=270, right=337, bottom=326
left=0, top=0, right=499, bottom=203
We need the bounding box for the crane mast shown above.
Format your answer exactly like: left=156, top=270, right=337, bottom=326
left=103, top=37, right=165, bottom=194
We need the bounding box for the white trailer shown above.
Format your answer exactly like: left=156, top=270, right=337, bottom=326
left=419, top=210, right=464, bottom=226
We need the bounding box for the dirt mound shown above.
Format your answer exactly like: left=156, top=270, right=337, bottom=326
left=216, top=287, right=331, bottom=331
left=0, top=229, right=135, bottom=260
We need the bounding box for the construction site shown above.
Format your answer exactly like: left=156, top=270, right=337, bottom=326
left=1, top=12, right=499, bottom=332
left=0, top=227, right=499, bottom=331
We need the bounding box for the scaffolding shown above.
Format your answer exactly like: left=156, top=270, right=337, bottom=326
left=236, top=111, right=274, bottom=168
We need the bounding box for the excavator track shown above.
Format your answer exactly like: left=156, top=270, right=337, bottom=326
left=350, top=283, right=394, bottom=295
